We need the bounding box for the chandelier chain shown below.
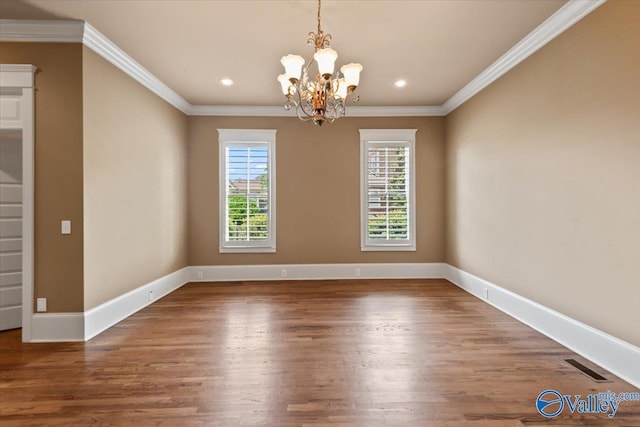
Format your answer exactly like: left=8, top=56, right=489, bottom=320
left=317, top=0, right=322, bottom=35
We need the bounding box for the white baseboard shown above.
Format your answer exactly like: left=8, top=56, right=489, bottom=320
left=30, top=313, right=84, bottom=342
left=83, top=267, right=190, bottom=341
left=24, top=262, right=640, bottom=389
left=188, top=262, right=447, bottom=282
left=443, top=264, right=640, bottom=389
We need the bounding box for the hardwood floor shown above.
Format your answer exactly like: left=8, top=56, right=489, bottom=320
left=1, top=279, right=638, bottom=426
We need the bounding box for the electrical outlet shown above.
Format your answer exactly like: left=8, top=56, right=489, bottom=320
left=355, top=268, right=361, bottom=277
left=149, top=290, right=154, bottom=302
left=483, top=288, right=489, bottom=300
left=197, top=271, right=203, bottom=280
left=37, top=298, right=47, bottom=312
left=281, top=269, right=287, bottom=278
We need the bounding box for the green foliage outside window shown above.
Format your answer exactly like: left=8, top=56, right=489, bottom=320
left=227, top=195, right=268, bottom=240
left=368, top=209, right=408, bottom=239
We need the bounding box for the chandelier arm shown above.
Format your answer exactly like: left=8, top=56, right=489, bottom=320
left=285, top=98, right=313, bottom=122
left=290, top=87, right=315, bottom=121
left=296, top=108, right=314, bottom=122
left=325, top=97, right=345, bottom=121
left=300, top=97, right=316, bottom=119
left=296, top=86, right=313, bottom=118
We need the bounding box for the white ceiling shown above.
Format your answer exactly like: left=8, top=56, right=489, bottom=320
left=0, top=0, right=567, bottom=107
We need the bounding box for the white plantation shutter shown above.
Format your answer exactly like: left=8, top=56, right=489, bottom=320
left=218, top=130, right=276, bottom=253
left=366, top=144, right=410, bottom=240
left=360, top=130, right=416, bottom=251
left=225, top=145, right=269, bottom=241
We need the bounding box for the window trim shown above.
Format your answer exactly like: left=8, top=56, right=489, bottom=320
left=360, top=129, right=417, bottom=252
left=218, top=129, right=276, bottom=253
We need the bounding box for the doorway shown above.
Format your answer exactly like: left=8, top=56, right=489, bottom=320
left=0, top=129, right=23, bottom=330
left=0, top=65, right=35, bottom=341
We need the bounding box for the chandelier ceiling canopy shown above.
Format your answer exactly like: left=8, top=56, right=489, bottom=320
left=278, top=0, right=363, bottom=126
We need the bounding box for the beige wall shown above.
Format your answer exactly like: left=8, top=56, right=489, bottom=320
left=445, top=1, right=640, bottom=346
left=189, top=116, right=445, bottom=265
left=1, top=42, right=84, bottom=312
left=82, top=47, right=188, bottom=309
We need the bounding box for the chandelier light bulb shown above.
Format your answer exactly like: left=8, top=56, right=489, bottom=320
left=281, top=54, right=305, bottom=83
left=341, top=63, right=363, bottom=89
left=277, top=74, right=291, bottom=95
left=335, top=78, right=347, bottom=100
left=313, top=48, right=338, bottom=79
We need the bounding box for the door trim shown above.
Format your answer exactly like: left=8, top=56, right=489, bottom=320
left=0, top=64, right=36, bottom=342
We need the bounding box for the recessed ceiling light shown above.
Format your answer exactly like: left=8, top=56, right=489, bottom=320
left=220, top=78, right=234, bottom=86
left=394, top=79, right=407, bottom=88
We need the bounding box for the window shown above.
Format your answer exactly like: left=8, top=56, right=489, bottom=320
left=218, top=129, right=276, bottom=252
left=360, top=129, right=416, bottom=251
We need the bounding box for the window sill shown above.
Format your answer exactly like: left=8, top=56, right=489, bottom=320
left=361, top=245, right=416, bottom=252
left=219, top=247, right=276, bottom=254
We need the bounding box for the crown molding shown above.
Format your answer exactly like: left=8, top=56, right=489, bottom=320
left=0, top=0, right=605, bottom=117
left=348, top=105, right=446, bottom=117
left=188, top=104, right=446, bottom=117
left=81, top=23, right=191, bottom=114
left=441, top=0, right=606, bottom=114
left=188, top=105, right=297, bottom=117
left=0, top=19, right=84, bottom=42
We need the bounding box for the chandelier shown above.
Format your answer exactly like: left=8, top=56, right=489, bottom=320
left=277, top=0, right=363, bottom=126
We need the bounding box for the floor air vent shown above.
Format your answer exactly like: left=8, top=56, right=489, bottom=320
left=564, top=358, right=609, bottom=382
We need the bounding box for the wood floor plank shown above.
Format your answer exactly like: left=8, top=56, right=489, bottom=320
left=1, top=279, right=638, bottom=425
